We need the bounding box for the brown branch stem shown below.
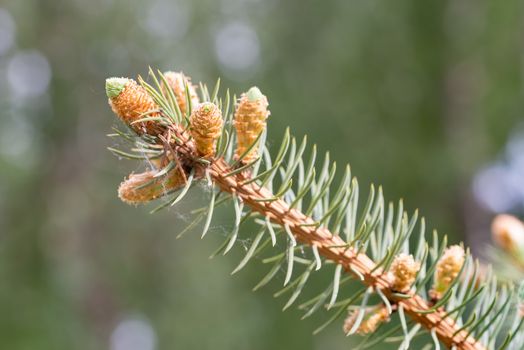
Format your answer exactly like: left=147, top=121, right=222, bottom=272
left=164, top=123, right=484, bottom=350
left=206, top=159, right=485, bottom=350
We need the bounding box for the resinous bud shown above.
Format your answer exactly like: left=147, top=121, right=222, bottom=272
left=106, top=77, right=163, bottom=136
left=189, top=102, right=223, bottom=157
left=162, top=71, right=200, bottom=115
left=118, top=167, right=186, bottom=205
left=234, top=86, right=270, bottom=164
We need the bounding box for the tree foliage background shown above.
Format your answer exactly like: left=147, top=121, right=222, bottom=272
left=1, top=0, right=524, bottom=349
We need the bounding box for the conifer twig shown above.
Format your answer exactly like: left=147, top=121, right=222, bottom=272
left=105, top=73, right=523, bottom=350
left=194, top=146, right=484, bottom=350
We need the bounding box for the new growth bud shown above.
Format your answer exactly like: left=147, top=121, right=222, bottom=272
left=390, top=253, right=420, bottom=293
left=234, top=86, right=270, bottom=164
left=343, top=305, right=389, bottom=335
left=106, top=77, right=163, bottom=136
left=432, top=245, right=465, bottom=299
left=118, top=167, right=186, bottom=204
left=162, top=71, right=200, bottom=115
left=491, top=214, right=524, bottom=254
left=189, top=102, right=223, bottom=157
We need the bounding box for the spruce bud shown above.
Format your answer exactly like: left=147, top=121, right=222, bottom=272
left=190, top=102, right=223, bottom=157
left=106, top=77, right=163, bottom=136
left=234, top=86, right=269, bottom=164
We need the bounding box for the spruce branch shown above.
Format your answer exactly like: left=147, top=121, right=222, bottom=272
left=104, top=71, right=524, bottom=350
left=207, top=159, right=484, bottom=350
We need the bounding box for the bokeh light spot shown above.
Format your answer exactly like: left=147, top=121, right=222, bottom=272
left=472, top=163, right=520, bottom=213
left=110, top=317, right=157, bottom=350
left=143, top=0, right=189, bottom=40
left=214, top=21, right=260, bottom=76
left=7, top=50, right=51, bottom=98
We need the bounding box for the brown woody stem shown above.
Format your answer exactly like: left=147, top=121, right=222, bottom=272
left=162, top=123, right=484, bottom=350
left=206, top=159, right=485, bottom=350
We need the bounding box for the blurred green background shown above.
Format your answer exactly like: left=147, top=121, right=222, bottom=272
left=1, top=0, right=524, bottom=349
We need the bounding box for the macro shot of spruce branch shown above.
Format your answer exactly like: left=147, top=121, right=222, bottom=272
left=104, top=69, right=524, bottom=350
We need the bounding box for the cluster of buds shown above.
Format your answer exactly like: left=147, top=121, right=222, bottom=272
left=431, top=245, right=465, bottom=300
left=106, top=74, right=194, bottom=206
left=118, top=166, right=186, bottom=205
left=189, top=102, right=223, bottom=157
left=234, top=86, right=270, bottom=164
left=106, top=78, right=163, bottom=136
left=343, top=305, right=389, bottom=335
left=162, top=71, right=200, bottom=115
left=107, top=72, right=273, bottom=207
left=389, top=253, right=420, bottom=293
left=491, top=214, right=524, bottom=256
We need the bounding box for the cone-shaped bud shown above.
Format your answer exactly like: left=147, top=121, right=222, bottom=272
left=162, top=71, right=200, bottom=115
left=234, top=86, right=270, bottom=164
left=106, top=77, right=163, bottom=136
left=491, top=214, right=524, bottom=253
left=343, top=305, right=389, bottom=335
left=358, top=306, right=389, bottom=334
left=342, top=309, right=358, bottom=335
left=118, top=167, right=185, bottom=204
left=190, top=102, right=223, bottom=157
left=432, top=245, right=465, bottom=298
left=390, top=253, right=420, bottom=293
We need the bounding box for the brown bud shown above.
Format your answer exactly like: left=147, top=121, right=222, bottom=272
left=234, top=86, right=269, bottom=163
left=162, top=71, right=200, bottom=115
left=343, top=305, right=389, bottom=335
left=390, top=253, right=420, bottom=293
left=118, top=167, right=186, bottom=204
left=106, top=78, right=163, bottom=136
left=432, top=245, right=465, bottom=298
left=190, top=102, right=223, bottom=157
left=491, top=214, right=524, bottom=253
left=358, top=306, right=389, bottom=334
left=342, top=309, right=358, bottom=335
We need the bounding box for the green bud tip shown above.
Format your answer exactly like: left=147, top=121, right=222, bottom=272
left=201, top=102, right=212, bottom=113
left=106, top=77, right=129, bottom=99
left=246, top=86, right=263, bottom=102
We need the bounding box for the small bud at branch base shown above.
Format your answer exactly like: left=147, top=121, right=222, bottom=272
left=190, top=102, right=223, bottom=158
